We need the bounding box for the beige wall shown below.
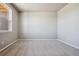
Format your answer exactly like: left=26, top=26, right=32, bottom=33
left=58, top=4, right=79, bottom=49
left=0, top=4, right=18, bottom=49
left=19, top=12, right=57, bottom=39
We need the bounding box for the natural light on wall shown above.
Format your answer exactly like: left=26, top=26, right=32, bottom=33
left=0, top=3, right=12, bottom=32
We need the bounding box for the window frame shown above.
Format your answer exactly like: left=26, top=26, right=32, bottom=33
left=0, top=3, right=12, bottom=32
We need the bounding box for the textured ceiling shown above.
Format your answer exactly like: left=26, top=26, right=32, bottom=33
left=13, top=3, right=67, bottom=12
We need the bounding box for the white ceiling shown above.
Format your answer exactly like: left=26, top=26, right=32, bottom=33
left=13, top=3, right=67, bottom=12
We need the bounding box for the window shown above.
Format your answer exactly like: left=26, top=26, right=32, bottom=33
left=0, top=3, right=12, bottom=32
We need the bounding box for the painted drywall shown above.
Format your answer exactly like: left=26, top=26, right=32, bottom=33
left=19, top=12, right=57, bottom=39
left=0, top=4, right=18, bottom=49
left=58, top=4, right=79, bottom=49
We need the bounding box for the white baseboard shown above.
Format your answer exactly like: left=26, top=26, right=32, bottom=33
left=18, top=39, right=57, bottom=40
left=58, top=39, right=79, bottom=50
left=0, top=40, right=18, bottom=52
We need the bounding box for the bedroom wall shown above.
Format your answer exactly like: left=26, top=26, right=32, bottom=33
left=0, top=4, right=18, bottom=49
left=58, top=4, right=79, bottom=49
left=19, top=12, right=57, bottom=39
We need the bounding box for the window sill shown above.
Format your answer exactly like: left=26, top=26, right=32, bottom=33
left=0, top=30, right=12, bottom=32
